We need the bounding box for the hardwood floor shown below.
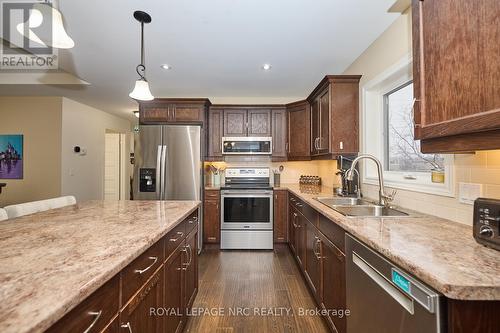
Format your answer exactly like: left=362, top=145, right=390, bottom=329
left=184, top=244, right=329, bottom=333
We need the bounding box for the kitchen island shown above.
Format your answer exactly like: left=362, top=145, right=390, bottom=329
left=0, top=200, right=200, bottom=333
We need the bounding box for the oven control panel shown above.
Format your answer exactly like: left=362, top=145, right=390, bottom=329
left=473, top=198, right=500, bottom=251
left=225, top=168, right=270, bottom=178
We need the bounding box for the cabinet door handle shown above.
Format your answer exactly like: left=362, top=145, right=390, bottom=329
left=295, top=202, right=303, bottom=208
left=411, top=98, right=421, bottom=135
left=313, top=237, right=322, bottom=260
left=182, top=245, right=193, bottom=270
left=169, top=231, right=184, bottom=242
left=134, top=256, right=158, bottom=274
left=83, top=310, right=102, bottom=333
left=121, top=322, right=133, bottom=333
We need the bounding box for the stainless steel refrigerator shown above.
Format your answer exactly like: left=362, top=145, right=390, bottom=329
left=133, top=125, right=203, bottom=252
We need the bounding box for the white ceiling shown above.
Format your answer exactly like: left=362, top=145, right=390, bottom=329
left=0, top=0, right=399, bottom=120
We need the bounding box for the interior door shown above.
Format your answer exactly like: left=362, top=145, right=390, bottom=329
left=133, top=125, right=162, bottom=200
left=163, top=126, right=201, bottom=201
left=104, top=133, right=120, bottom=200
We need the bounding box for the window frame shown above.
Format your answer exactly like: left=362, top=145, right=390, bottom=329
left=361, top=55, right=455, bottom=197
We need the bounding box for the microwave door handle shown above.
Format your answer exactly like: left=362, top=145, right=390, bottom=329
left=156, top=145, right=162, bottom=200
left=161, top=145, right=167, bottom=200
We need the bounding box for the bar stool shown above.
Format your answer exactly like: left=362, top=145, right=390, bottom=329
left=0, top=208, right=8, bottom=221
left=4, top=196, right=77, bottom=219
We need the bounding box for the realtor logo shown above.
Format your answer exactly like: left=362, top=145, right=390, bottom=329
left=1, top=0, right=58, bottom=69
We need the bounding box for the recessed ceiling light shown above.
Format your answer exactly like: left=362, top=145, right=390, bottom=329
left=262, top=64, right=272, bottom=71
left=161, top=64, right=172, bottom=70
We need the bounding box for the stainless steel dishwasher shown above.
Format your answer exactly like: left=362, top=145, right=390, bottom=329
left=346, top=234, right=445, bottom=333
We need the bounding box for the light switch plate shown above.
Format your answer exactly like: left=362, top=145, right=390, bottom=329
left=458, top=182, right=483, bottom=205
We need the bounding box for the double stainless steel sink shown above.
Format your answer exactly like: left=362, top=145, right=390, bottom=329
left=314, top=196, right=409, bottom=217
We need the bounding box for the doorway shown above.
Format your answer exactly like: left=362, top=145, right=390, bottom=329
left=104, top=132, right=127, bottom=200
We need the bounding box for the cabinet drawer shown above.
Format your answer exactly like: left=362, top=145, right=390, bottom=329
left=205, top=190, right=220, bottom=199
left=289, top=195, right=318, bottom=226
left=121, top=240, right=164, bottom=305
left=165, top=220, right=187, bottom=260
left=185, top=210, right=199, bottom=235
left=46, top=275, right=119, bottom=333
left=319, top=214, right=345, bottom=253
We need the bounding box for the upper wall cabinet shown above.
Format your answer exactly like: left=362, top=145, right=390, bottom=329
left=223, top=108, right=272, bottom=137
left=207, top=108, right=224, bottom=160
left=271, top=108, right=287, bottom=160
left=307, top=75, right=361, bottom=158
left=412, top=0, right=500, bottom=153
left=286, top=100, right=311, bottom=160
left=139, top=99, right=211, bottom=125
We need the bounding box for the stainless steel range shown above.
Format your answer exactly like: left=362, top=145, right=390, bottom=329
left=220, top=167, right=273, bottom=250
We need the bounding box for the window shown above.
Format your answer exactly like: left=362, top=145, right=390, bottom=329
left=362, top=56, right=454, bottom=196
left=384, top=82, right=444, bottom=174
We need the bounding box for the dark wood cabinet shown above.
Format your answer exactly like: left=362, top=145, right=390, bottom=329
left=47, top=210, right=200, bottom=333
left=320, top=234, right=346, bottom=333
left=447, top=299, right=500, bottom=333
left=223, top=109, right=247, bottom=136
left=271, top=108, right=287, bottom=160
left=412, top=0, right=500, bottom=152
left=286, top=100, right=311, bottom=160
left=247, top=109, right=272, bottom=136
left=164, top=244, right=184, bottom=333
left=222, top=108, right=272, bottom=137
left=273, top=190, right=287, bottom=243
left=310, top=89, right=331, bottom=155
left=289, top=205, right=306, bottom=268
left=289, top=206, right=298, bottom=256
left=203, top=189, right=220, bottom=244
left=140, top=99, right=210, bottom=125
left=184, top=228, right=198, bottom=313
left=287, top=197, right=347, bottom=333
left=46, top=275, right=120, bottom=333
left=120, top=268, right=164, bottom=333
left=308, top=76, right=361, bottom=158
left=305, top=220, right=322, bottom=301
left=207, top=108, right=224, bottom=160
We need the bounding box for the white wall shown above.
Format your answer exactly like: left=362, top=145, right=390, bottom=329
left=61, top=98, right=131, bottom=201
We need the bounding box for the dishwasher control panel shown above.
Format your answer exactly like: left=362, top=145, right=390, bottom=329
left=473, top=198, right=500, bottom=251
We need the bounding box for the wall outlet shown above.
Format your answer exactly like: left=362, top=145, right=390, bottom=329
left=458, top=182, right=483, bottom=205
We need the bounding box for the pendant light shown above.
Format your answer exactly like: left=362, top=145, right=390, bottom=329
left=16, top=0, right=74, bottom=49
left=129, top=11, right=154, bottom=101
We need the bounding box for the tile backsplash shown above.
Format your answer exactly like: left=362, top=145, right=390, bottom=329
left=205, top=150, right=500, bottom=226
left=359, top=151, right=500, bottom=226
left=205, top=159, right=338, bottom=187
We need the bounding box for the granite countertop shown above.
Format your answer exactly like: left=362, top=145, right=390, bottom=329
left=0, top=200, right=200, bottom=333
left=280, top=184, right=500, bottom=301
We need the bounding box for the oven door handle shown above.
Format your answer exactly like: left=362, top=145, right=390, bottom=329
left=221, top=193, right=273, bottom=197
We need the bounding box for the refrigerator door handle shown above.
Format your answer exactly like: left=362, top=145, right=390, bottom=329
left=160, top=145, right=167, bottom=200
left=156, top=145, right=162, bottom=200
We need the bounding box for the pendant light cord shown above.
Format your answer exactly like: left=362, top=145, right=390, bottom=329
left=136, top=21, right=146, bottom=80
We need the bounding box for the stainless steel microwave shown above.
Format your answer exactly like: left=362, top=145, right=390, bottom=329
left=222, top=137, right=272, bottom=155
